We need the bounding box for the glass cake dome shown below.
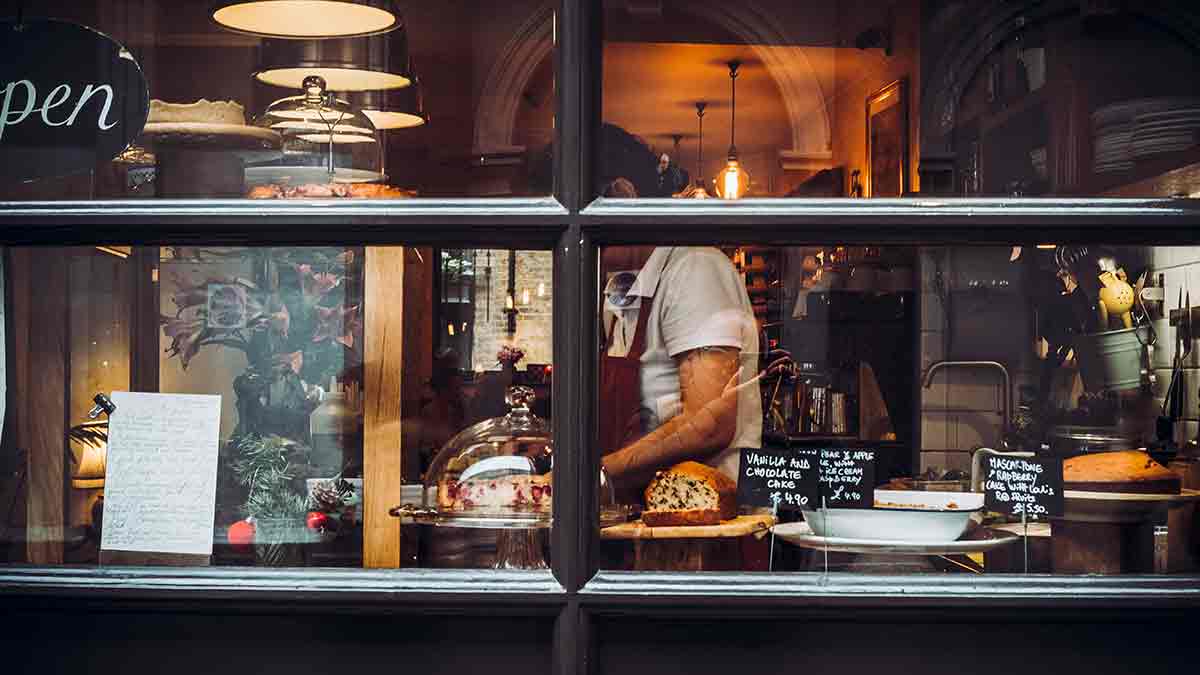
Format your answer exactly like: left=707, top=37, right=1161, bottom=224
left=248, top=74, right=384, bottom=185
left=391, top=385, right=623, bottom=530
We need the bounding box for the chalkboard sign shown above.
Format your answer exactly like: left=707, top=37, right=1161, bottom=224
left=1, top=20, right=150, bottom=183
left=983, top=455, right=1064, bottom=518
left=738, top=447, right=820, bottom=510
left=817, top=448, right=875, bottom=509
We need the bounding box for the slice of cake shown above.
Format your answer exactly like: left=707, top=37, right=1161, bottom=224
left=1063, top=450, right=1181, bottom=494
left=642, top=461, right=736, bottom=526
left=148, top=99, right=246, bottom=126
left=438, top=474, right=552, bottom=513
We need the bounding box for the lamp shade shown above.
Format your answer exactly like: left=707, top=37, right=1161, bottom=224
left=71, top=443, right=107, bottom=489
left=212, top=0, right=401, bottom=39
left=256, top=29, right=412, bottom=91
left=349, top=77, right=426, bottom=130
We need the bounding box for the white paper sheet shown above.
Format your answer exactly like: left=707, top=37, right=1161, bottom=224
left=100, top=392, right=222, bottom=555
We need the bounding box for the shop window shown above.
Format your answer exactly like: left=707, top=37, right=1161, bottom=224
left=596, top=243, right=1199, bottom=576
left=599, top=0, right=1200, bottom=199
left=0, top=0, right=555, bottom=200
left=0, top=245, right=554, bottom=570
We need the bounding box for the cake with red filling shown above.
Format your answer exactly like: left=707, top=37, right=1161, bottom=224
left=247, top=183, right=415, bottom=199
left=438, top=474, right=552, bottom=512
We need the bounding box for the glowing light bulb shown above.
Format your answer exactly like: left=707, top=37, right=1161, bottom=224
left=537, top=282, right=546, bottom=298
left=448, top=323, right=455, bottom=336
left=715, top=158, right=750, bottom=200
left=522, top=289, right=531, bottom=305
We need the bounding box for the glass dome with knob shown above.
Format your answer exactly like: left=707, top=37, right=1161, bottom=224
left=391, top=385, right=627, bottom=530
left=249, top=74, right=385, bottom=186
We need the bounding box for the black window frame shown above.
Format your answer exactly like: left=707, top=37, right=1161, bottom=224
left=2, top=1, right=1200, bottom=671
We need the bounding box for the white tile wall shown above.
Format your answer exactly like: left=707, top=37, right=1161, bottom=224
left=920, top=451, right=971, bottom=474
left=918, top=246, right=1200, bottom=463
left=1151, top=368, right=1200, bottom=420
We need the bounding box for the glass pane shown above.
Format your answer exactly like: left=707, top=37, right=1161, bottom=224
left=0, top=1, right=554, bottom=199
left=1, top=245, right=554, bottom=569
left=601, top=1, right=1200, bottom=198
left=597, top=244, right=1199, bottom=576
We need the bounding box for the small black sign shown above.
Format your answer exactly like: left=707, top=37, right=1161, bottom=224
left=983, top=455, right=1064, bottom=518
left=1, top=20, right=150, bottom=182
left=817, top=448, right=876, bottom=509
left=738, top=447, right=820, bottom=511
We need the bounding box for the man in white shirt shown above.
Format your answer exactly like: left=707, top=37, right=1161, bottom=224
left=600, top=246, right=762, bottom=484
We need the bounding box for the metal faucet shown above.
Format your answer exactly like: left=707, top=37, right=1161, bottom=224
left=922, top=360, right=1012, bottom=437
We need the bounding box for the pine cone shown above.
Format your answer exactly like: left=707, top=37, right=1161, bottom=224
left=310, top=481, right=346, bottom=511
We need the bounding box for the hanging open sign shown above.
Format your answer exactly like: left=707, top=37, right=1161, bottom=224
left=1, top=20, right=150, bottom=183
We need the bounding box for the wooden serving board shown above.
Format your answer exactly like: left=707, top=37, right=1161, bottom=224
left=601, top=514, right=775, bottom=540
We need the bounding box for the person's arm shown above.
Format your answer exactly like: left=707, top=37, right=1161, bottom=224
left=601, top=346, right=743, bottom=484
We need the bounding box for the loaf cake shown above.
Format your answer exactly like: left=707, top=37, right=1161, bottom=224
left=642, top=461, right=737, bottom=526
left=148, top=99, right=246, bottom=126
left=1063, top=450, right=1181, bottom=494
left=438, top=474, right=552, bottom=513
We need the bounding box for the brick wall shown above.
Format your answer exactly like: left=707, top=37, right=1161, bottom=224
left=471, top=250, right=554, bottom=371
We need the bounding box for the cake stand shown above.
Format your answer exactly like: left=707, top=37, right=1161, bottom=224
left=1050, top=489, right=1200, bottom=574
left=139, top=123, right=283, bottom=197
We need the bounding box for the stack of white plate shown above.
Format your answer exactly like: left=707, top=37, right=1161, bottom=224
left=1131, top=104, right=1200, bottom=158
left=1092, top=123, right=1134, bottom=173
left=1092, top=98, right=1200, bottom=173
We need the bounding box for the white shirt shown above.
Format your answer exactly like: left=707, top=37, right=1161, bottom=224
left=606, top=247, right=762, bottom=479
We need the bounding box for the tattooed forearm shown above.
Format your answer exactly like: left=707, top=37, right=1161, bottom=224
left=602, top=347, right=746, bottom=482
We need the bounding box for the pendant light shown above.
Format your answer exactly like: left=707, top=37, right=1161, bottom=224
left=681, top=101, right=712, bottom=199
left=348, top=73, right=427, bottom=129
left=255, top=28, right=412, bottom=91
left=715, top=60, right=750, bottom=200
left=211, top=0, right=401, bottom=40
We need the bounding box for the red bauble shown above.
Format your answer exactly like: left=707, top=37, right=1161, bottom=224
left=306, top=511, right=332, bottom=532
left=227, top=519, right=255, bottom=546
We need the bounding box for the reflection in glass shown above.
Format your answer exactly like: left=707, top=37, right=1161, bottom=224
left=601, top=1, right=1200, bottom=198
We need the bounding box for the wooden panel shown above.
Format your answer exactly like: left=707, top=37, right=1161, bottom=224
left=363, top=247, right=405, bottom=568
left=25, top=248, right=69, bottom=564
left=601, top=514, right=775, bottom=540
left=400, top=247, right=433, bottom=482
left=3, top=249, right=31, bottom=562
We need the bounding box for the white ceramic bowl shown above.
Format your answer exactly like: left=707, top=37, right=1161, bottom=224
left=801, top=490, right=983, bottom=543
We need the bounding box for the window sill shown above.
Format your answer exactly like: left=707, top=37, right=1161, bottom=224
left=582, top=196, right=1200, bottom=221
left=0, top=566, right=565, bottom=610
left=581, top=570, right=1200, bottom=610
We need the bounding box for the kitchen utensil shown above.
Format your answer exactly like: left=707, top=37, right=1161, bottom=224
left=800, top=490, right=983, bottom=543
left=1074, top=324, right=1152, bottom=392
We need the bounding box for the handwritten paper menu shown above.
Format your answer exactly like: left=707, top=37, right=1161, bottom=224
left=983, top=455, right=1064, bottom=518
left=100, top=392, right=222, bottom=555
left=738, top=447, right=820, bottom=510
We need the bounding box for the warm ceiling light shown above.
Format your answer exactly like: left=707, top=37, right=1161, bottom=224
left=349, top=77, right=427, bottom=130
left=255, top=31, right=412, bottom=91
left=212, top=1, right=400, bottom=39
left=715, top=60, right=750, bottom=200
left=297, top=132, right=378, bottom=144
left=716, top=158, right=750, bottom=200
left=270, top=120, right=375, bottom=135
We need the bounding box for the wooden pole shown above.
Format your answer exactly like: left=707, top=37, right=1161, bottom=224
left=363, top=247, right=405, bottom=568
